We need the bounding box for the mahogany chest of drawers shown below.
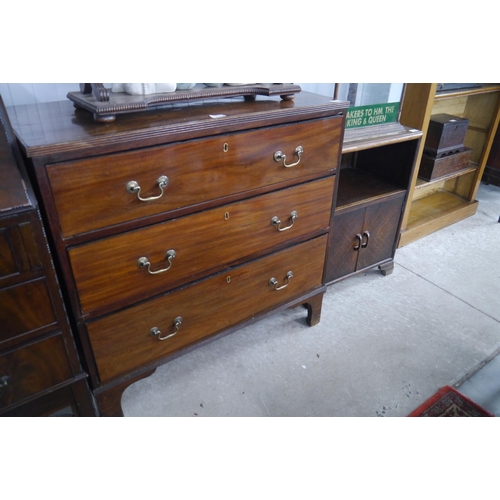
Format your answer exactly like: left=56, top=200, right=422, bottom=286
left=0, top=96, right=95, bottom=416
left=9, top=91, right=347, bottom=416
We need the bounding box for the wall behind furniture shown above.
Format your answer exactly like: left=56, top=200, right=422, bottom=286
left=0, top=83, right=336, bottom=107
left=0, top=83, right=80, bottom=107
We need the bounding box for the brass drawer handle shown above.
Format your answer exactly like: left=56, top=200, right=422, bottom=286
left=271, top=211, right=298, bottom=232
left=269, top=271, right=293, bottom=290
left=137, top=249, right=176, bottom=274
left=273, top=146, right=303, bottom=168
left=126, top=175, right=169, bottom=201
left=150, top=316, right=183, bottom=341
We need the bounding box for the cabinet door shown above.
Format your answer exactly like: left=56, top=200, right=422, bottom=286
left=356, top=196, right=403, bottom=271
left=325, top=209, right=365, bottom=283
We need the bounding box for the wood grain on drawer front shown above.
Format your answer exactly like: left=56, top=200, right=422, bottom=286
left=47, top=117, right=342, bottom=237
left=69, top=176, right=335, bottom=317
left=0, top=334, right=72, bottom=409
left=0, top=278, right=57, bottom=346
left=87, top=235, right=328, bottom=382
left=0, top=220, right=42, bottom=282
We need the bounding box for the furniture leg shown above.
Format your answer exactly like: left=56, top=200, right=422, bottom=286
left=379, top=261, right=394, bottom=276
left=70, top=379, right=98, bottom=416
left=304, top=292, right=324, bottom=326
left=95, top=368, right=157, bottom=417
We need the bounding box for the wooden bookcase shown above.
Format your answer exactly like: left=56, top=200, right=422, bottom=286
left=398, top=83, right=500, bottom=246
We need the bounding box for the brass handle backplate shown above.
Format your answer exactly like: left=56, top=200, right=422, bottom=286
left=127, top=175, right=169, bottom=201
left=273, top=146, right=303, bottom=168
left=150, top=316, right=183, bottom=341
left=271, top=211, right=298, bottom=232
left=138, top=249, right=176, bottom=275
left=269, top=271, right=293, bottom=290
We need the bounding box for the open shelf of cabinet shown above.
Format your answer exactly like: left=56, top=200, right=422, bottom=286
left=335, top=167, right=406, bottom=210
left=325, top=123, right=422, bottom=284
left=398, top=84, right=500, bottom=247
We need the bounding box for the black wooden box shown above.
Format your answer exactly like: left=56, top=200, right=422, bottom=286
left=424, top=114, right=469, bottom=157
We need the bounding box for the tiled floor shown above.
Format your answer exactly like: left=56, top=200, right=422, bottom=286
left=121, top=182, right=500, bottom=417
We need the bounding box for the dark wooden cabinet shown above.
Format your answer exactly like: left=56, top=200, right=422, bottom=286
left=9, top=91, right=348, bottom=416
left=0, top=96, right=96, bottom=416
left=325, top=123, right=422, bottom=284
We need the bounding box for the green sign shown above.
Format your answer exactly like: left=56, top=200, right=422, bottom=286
left=345, top=102, right=400, bottom=129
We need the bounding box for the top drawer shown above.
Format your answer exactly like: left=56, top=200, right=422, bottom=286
left=46, top=117, right=343, bottom=237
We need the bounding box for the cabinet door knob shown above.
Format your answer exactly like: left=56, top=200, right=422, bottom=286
left=354, top=233, right=363, bottom=251
left=269, top=271, right=293, bottom=290
left=137, top=249, right=176, bottom=274
left=271, top=211, right=298, bottom=231
left=126, top=176, right=169, bottom=201
left=273, top=146, right=303, bottom=168
left=361, top=231, right=370, bottom=248
left=150, top=317, right=183, bottom=341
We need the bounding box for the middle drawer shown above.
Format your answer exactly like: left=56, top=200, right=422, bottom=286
left=69, top=176, right=335, bottom=317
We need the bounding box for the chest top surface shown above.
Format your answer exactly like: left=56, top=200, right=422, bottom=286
left=8, top=92, right=348, bottom=161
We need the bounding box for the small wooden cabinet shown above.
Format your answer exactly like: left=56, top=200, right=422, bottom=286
left=9, top=91, right=348, bottom=416
left=0, top=96, right=95, bottom=416
left=325, top=123, right=422, bottom=284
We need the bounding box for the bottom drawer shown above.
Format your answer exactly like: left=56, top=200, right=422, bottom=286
left=0, top=334, right=73, bottom=410
left=88, top=235, right=328, bottom=383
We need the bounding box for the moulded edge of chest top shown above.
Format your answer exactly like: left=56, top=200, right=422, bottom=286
left=10, top=97, right=349, bottom=161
